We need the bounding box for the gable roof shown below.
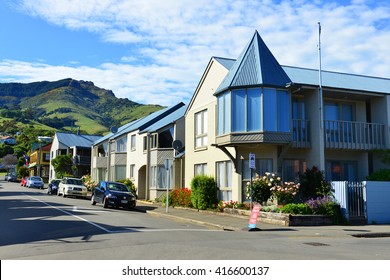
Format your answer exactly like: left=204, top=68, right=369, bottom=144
left=215, top=30, right=291, bottom=94
left=139, top=104, right=187, bottom=133
left=56, top=132, right=102, bottom=148
left=93, top=102, right=186, bottom=145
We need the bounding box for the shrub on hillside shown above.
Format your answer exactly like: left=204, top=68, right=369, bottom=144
left=190, top=175, right=218, bottom=210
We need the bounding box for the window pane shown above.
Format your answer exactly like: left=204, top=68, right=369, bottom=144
left=248, top=88, right=261, bottom=131
left=226, top=161, right=232, bottom=188
left=225, top=91, right=231, bottom=134
left=232, top=89, right=246, bottom=132
left=263, top=88, right=276, bottom=131
left=325, top=103, right=338, bottom=121
left=277, top=90, right=290, bottom=132
left=217, top=95, right=224, bottom=135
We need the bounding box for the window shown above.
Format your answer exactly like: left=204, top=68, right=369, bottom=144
left=116, top=136, right=127, bottom=153
left=217, top=91, right=231, bottom=135
left=143, top=136, right=147, bottom=151
left=195, top=110, right=208, bottom=148
left=216, top=161, right=232, bottom=201
left=326, top=160, right=357, bottom=181
left=159, top=127, right=174, bottom=148
left=150, top=134, right=158, bottom=149
left=150, top=165, right=172, bottom=189
left=129, top=164, right=135, bottom=179
left=194, top=163, right=207, bottom=176
left=115, top=165, right=126, bottom=181
left=218, top=87, right=290, bottom=135
left=325, top=102, right=355, bottom=143
left=130, top=135, right=136, bottom=151
left=283, top=159, right=306, bottom=182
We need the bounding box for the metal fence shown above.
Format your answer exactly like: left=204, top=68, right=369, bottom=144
left=332, top=181, right=366, bottom=223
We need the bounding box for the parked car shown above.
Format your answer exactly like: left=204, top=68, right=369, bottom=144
left=58, top=177, right=87, bottom=198
left=47, top=179, right=61, bottom=195
left=4, top=173, right=17, bottom=182
left=21, top=176, right=28, bottom=187
left=26, top=176, right=44, bottom=189
left=91, top=181, right=136, bottom=210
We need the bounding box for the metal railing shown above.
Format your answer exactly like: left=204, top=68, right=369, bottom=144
left=325, top=120, right=385, bottom=150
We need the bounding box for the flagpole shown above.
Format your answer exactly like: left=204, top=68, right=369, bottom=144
left=318, top=22, right=323, bottom=129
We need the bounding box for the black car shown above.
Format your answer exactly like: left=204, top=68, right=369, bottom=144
left=47, top=179, right=61, bottom=195
left=91, top=181, right=136, bottom=210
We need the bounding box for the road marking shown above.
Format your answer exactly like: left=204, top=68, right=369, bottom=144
left=23, top=194, right=222, bottom=234
left=72, top=206, right=106, bottom=213
left=25, top=194, right=111, bottom=233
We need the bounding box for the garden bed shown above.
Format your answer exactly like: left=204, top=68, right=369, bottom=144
left=223, top=208, right=333, bottom=226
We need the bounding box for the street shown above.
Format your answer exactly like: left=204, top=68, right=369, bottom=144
left=1, top=180, right=390, bottom=260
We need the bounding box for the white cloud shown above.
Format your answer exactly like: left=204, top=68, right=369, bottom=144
left=3, top=0, right=390, bottom=106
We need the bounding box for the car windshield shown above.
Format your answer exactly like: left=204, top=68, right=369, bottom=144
left=30, top=176, right=42, bottom=181
left=66, top=179, right=82, bottom=185
left=107, top=183, right=128, bottom=192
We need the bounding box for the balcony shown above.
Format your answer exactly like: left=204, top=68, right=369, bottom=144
left=73, top=155, right=92, bottom=166
left=324, top=120, right=386, bottom=150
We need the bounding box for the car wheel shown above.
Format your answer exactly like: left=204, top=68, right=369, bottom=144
left=103, top=197, right=108, bottom=208
left=91, top=194, right=96, bottom=205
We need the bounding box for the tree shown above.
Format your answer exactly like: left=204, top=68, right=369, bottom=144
left=1, top=154, right=18, bottom=169
left=51, top=155, right=73, bottom=178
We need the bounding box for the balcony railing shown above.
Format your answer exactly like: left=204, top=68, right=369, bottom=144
left=292, top=119, right=386, bottom=150
left=292, top=119, right=311, bottom=148
left=324, top=120, right=386, bottom=150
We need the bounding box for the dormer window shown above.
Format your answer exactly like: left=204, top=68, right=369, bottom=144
left=217, top=87, right=290, bottom=135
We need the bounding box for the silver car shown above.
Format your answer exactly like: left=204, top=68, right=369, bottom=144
left=58, top=177, right=87, bottom=198
left=26, top=176, right=44, bottom=189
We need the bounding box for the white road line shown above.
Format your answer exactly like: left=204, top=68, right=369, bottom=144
left=23, top=194, right=221, bottom=234
left=24, top=194, right=111, bottom=233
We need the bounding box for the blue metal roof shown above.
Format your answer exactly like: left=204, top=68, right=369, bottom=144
left=283, top=65, right=390, bottom=94
left=139, top=105, right=187, bottom=133
left=215, top=30, right=291, bottom=94
left=213, top=57, right=235, bottom=70
left=93, top=102, right=186, bottom=145
left=56, top=132, right=102, bottom=148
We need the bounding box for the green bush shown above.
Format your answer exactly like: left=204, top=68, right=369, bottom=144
left=117, top=178, right=137, bottom=198
left=366, top=169, right=390, bottom=181
left=190, top=175, right=218, bottom=210
left=280, top=203, right=312, bottom=215
left=298, top=166, right=331, bottom=201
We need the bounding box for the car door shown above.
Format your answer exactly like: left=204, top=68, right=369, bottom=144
left=94, top=182, right=106, bottom=204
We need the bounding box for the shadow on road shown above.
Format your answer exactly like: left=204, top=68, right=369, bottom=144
left=0, top=187, right=153, bottom=247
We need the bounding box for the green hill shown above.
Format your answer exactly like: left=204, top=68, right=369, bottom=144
left=0, top=78, right=163, bottom=134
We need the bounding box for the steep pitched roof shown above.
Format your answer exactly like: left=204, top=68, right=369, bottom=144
left=56, top=132, right=102, bottom=148
left=139, top=104, right=187, bottom=133
left=215, top=30, right=291, bottom=94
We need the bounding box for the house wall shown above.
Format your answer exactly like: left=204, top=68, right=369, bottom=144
left=185, top=58, right=233, bottom=197
left=127, top=131, right=147, bottom=198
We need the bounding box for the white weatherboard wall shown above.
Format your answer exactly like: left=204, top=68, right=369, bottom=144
left=366, top=181, right=390, bottom=224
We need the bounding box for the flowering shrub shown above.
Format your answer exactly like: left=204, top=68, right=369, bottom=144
left=81, top=174, right=97, bottom=191
left=246, top=172, right=280, bottom=204
left=261, top=205, right=281, bottom=213
left=247, top=172, right=299, bottom=205
left=217, top=200, right=250, bottom=211
left=270, top=181, right=300, bottom=205
left=306, top=196, right=337, bottom=216
left=169, top=188, right=192, bottom=207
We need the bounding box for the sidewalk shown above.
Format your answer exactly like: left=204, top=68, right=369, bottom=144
left=137, top=201, right=390, bottom=238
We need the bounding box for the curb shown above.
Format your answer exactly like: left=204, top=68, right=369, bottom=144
left=146, top=210, right=239, bottom=231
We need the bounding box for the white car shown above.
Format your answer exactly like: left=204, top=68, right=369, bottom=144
left=58, top=177, right=87, bottom=198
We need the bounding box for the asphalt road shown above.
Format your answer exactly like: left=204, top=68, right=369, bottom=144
left=1, top=180, right=390, bottom=260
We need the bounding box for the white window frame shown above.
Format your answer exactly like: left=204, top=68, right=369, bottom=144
left=195, top=110, right=208, bottom=148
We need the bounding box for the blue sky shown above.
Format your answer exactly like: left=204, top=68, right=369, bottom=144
left=0, top=0, right=389, bottom=106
